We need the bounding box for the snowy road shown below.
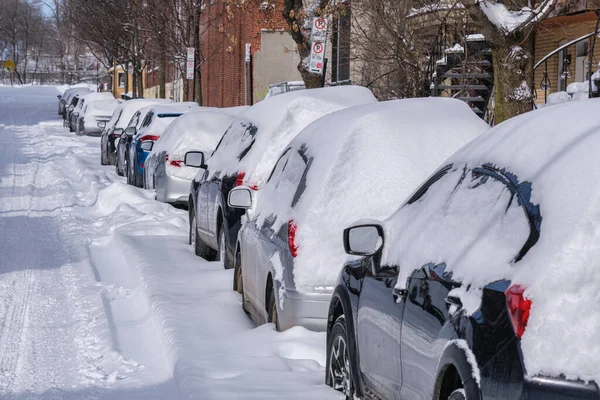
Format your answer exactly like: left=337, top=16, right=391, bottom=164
left=0, top=86, right=340, bottom=399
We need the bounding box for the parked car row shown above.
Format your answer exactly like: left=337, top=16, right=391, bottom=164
left=57, top=84, right=600, bottom=400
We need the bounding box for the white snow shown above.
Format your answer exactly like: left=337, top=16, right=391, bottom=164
left=251, top=98, right=488, bottom=293
left=443, top=340, right=481, bottom=386
left=381, top=97, right=600, bottom=384
left=207, top=86, right=377, bottom=189
left=0, top=86, right=340, bottom=399
left=150, top=110, right=235, bottom=180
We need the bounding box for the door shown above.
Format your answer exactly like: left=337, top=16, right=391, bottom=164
left=356, top=263, right=403, bottom=399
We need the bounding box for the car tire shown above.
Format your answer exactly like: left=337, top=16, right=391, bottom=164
left=448, top=389, right=466, bottom=400
left=101, top=142, right=108, bottom=165
left=326, top=315, right=355, bottom=399
left=234, top=249, right=249, bottom=314
left=215, top=223, right=228, bottom=267
left=267, top=281, right=280, bottom=331
left=192, top=214, right=211, bottom=259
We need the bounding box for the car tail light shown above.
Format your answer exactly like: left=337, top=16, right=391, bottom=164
left=505, top=284, right=532, bottom=339
left=165, top=154, right=169, bottom=161
left=140, top=135, right=159, bottom=142
left=288, top=220, right=298, bottom=257
left=235, top=171, right=259, bottom=190
left=169, top=160, right=183, bottom=167
left=236, top=171, right=246, bottom=187
left=141, top=163, right=144, bottom=168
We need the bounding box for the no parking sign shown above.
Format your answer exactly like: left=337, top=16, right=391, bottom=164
left=309, top=17, right=328, bottom=74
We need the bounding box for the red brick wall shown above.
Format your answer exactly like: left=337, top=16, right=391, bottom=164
left=200, top=0, right=290, bottom=107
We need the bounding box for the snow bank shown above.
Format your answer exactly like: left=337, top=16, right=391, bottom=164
left=208, top=86, right=377, bottom=188
left=152, top=110, right=235, bottom=180
left=382, top=98, right=600, bottom=383
left=252, top=98, right=488, bottom=292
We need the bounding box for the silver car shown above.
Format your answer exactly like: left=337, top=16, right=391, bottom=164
left=144, top=110, right=235, bottom=205
left=76, top=99, right=119, bottom=136
left=227, top=98, right=489, bottom=332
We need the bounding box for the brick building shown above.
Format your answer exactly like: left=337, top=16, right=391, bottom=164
left=199, top=1, right=302, bottom=107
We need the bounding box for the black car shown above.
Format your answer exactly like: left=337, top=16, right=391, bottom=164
left=325, top=99, right=600, bottom=399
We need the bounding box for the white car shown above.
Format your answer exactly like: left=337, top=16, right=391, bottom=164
left=76, top=99, right=120, bottom=136
left=227, top=98, right=489, bottom=331
left=144, top=110, right=236, bottom=206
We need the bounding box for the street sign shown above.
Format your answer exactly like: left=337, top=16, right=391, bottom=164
left=309, top=41, right=326, bottom=73
left=3, top=59, right=15, bottom=72
left=186, top=48, right=195, bottom=80
left=186, top=60, right=194, bottom=80
left=310, top=17, right=328, bottom=42
left=245, top=43, right=251, bottom=63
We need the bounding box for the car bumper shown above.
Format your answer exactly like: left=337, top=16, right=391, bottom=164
left=156, top=174, right=190, bottom=205
left=278, top=289, right=333, bottom=332
left=521, top=376, right=600, bottom=399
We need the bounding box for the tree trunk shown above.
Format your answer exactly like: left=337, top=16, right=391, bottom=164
left=159, top=36, right=166, bottom=99
left=491, top=34, right=534, bottom=124
left=137, top=67, right=144, bottom=98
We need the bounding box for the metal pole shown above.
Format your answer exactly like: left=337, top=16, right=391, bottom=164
left=243, top=59, right=248, bottom=105
left=589, top=10, right=600, bottom=96
left=249, top=54, right=254, bottom=105
left=321, top=58, right=328, bottom=88
left=96, top=62, right=99, bottom=91
left=544, top=60, right=548, bottom=104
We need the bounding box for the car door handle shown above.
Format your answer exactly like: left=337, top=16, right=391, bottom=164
left=392, top=287, right=408, bottom=303
left=445, top=295, right=462, bottom=308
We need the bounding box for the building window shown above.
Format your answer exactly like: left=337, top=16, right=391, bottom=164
left=118, top=72, right=125, bottom=88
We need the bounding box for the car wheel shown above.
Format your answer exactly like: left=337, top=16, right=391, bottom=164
left=101, top=141, right=108, bottom=165
left=234, top=249, right=249, bottom=314
left=69, top=123, right=74, bottom=132
left=215, top=224, right=227, bottom=265
left=448, top=389, right=466, bottom=400
left=192, top=215, right=211, bottom=259
left=327, top=315, right=354, bottom=399
left=267, top=282, right=280, bottom=331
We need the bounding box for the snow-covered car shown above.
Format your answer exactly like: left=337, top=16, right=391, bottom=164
left=101, top=98, right=174, bottom=165
left=189, top=86, right=377, bottom=270
left=325, top=98, right=600, bottom=399
left=227, top=98, right=488, bottom=332
left=63, top=89, right=92, bottom=127
left=68, top=92, right=114, bottom=132
left=143, top=110, right=235, bottom=206
left=126, top=103, right=200, bottom=187
left=76, top=98, right=119, bottom=136
left=58, top=86, right=92, bottom=117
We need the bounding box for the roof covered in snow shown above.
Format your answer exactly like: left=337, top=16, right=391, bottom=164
left=207, top=86, right=377, bottom=187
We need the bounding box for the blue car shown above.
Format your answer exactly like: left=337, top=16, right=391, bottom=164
left=127, top=103, right=200, bottom=188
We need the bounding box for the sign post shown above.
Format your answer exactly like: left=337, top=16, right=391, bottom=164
left=186, top=47, right=195, bottom=80
left=309, top=17, right=328, bottom=76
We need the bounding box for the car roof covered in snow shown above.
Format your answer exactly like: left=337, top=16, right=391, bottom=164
left=153, top=110, right=235, bottom=158
left=207, top=86, right=377, bottom=187
left=252, top=97, right=488, bottom=292
left=380, top=98, right=600, bottom=385
left=84, top=99, right=119, bottom=117
left=108, top=98, right=174, bottom=130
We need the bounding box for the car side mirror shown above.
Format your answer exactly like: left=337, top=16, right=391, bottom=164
left=140, top=141, right=153, bottom=151
left=344, top=224, right=384, bottom=256
left=97, top=121, right=106, bottom=129
left=125, top=126, right=136, bottom=136
left=114, top=128, right=124, bottom=135
left=184, top=151, right=206, bottom=168
left=57, top=95, right=62, bottom=99
left=228, top=186, right=253, bottom=209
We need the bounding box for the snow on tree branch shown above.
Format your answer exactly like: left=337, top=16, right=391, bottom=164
left=477, top=0, right=556, bottom=34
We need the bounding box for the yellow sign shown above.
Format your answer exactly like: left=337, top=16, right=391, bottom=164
left=3, top=60, right=16, bottom=72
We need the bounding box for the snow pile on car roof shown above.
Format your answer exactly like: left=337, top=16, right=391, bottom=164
left=85, top=99, right=119, bottom=117
left=208, top=86, right=377, bottom=187
left=383, top=98, right=600, bottom=384
left=153, top=110, right=235, bottom=179
left=253, top=98, right=488, bottom=292
left=108, top=99, right=174, bottom=130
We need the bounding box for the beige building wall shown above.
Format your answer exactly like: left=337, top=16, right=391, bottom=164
left=253, top=30, right=303, bottom=102
left=145, top=79, right=185, bottom=102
